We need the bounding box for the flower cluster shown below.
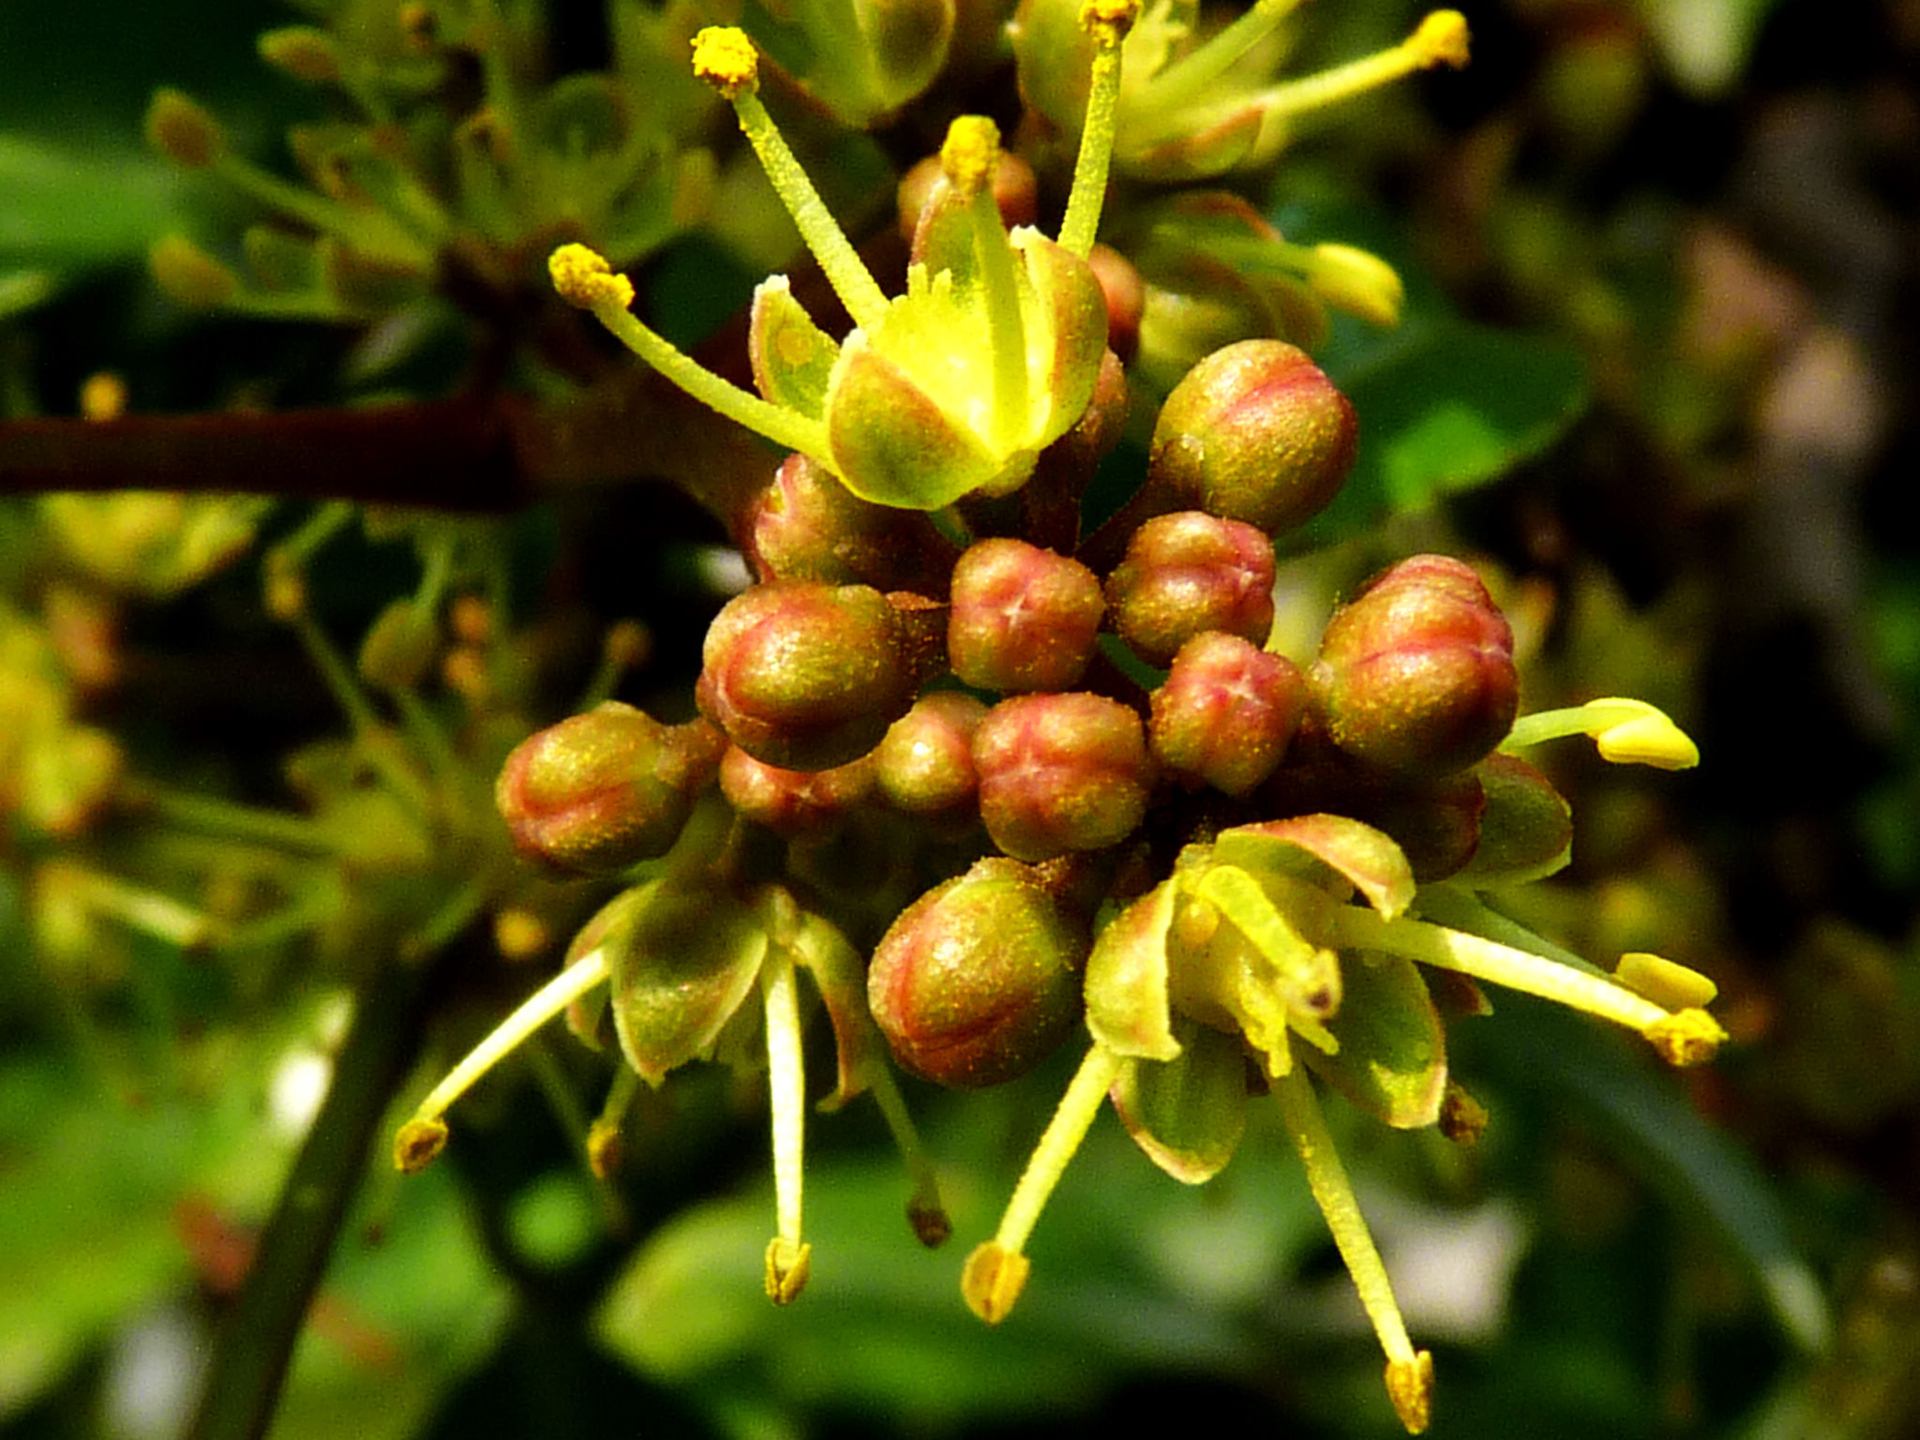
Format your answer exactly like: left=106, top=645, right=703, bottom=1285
left=391, top=9, right=1725, bottom=1433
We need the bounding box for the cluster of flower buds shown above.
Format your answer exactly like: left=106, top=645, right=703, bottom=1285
left=394, top=11, right=1726, bottom=1434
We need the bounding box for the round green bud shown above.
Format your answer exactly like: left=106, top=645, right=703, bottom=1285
left=1149, top=633, right=1305, bottom=796
left=868, top=858, right=1088, bottom=1087
left=496, top=704, right=725, bottom=874
left=1105, top=511, right=1276, bottom=667
left=948, top=539, right=1104, bottom=693
left=1148, top=339, right=1357, bottom=536
left=973, top=692, right=1152, bottom=861
left=1312, top=554, right=1518, bottom=777
left=873, top=692, right=988, bottom=817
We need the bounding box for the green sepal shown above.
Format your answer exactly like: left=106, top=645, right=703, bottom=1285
left=1014, top=229, right=1110, bottom=448
left=1110, top=1021, right=1249, bottom=1184
left=1085, top=881, right=1182, bottom=1061
left=1188, top=865, right=1343, bottom=1023
left=773, top=892, right=878, bottom=1110
left=1213, top=813, right=1416, bottom=920
left=749, top=277, right=841, bottom=422
left=601, top=881, right=770, bottom=1086
left=1304, top=950, right=1447, bottom=1129
left=826, top=331, right=999, bottom=509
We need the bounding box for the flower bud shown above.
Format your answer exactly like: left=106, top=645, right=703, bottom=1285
left=868, top=859, right=1088, bottom=1087
left=1312, top=555, right=1518, bottom=777
left=948, top=540, right=1104, bottom=693
left=720, top=746, right=874, bottom=837
left=1458, top=753, right=1572, bottom=883
left=973, top=693, right=1152, bottom=861
left=496, top=704, right=725, bottom=874
left=738, top=453, right=958, bottom=592
left=1105, top=511, right=1275, bottom=667
left=356, top=598, right=438, bottom=692
left=1087, top=244, right=1145, bottom=364
left=258, top=26, right=344, bottom=85
left=150, top=236, right=240, bottom=309
left=697, top=582, right=944, bottom=770
left=145, top=89, right=224, bottom=168
left=1148, top=339, right=1357, bottom=536
left=898, top=148, right=1038, bottom=243
left=874, top=692, right=987, bottom=817
left=1149, top=634, right=1305, bottom=796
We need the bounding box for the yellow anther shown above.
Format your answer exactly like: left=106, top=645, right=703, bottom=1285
left=1646, top=1007, right=1728, bottom=1068
left=492, top=907, right=550, bottom=962
left=939, top=115, right=1001, bottom=199
left=1437, top=1082, right=1489, bottom=1147
left=1079, top=0, right=1140, bottom=43
left=961, top=1241, right=1031, bottom=1323
left=763, top=1236, right=812, bottom=1304
left=1615, top=952, right=1719, bottom=1011
left=586, top=1120, right=624, bottom=1180
left=1309, top=243, right=1405, bottom=327
left=146, top=89, right=223, bottom=168
left=80, top=372, right=129, bottom=423
left=1386, top=1351, right=1435, bottom=1435
left=393, top=1117, right=449, bottom=1174
left=692, top=26, right=759, bottom=98
left=548, top=243, right=634, bottom=312
left=1408, top=10, right=1470, bottom=69
left=1594, top=704, right=1700, bottom=770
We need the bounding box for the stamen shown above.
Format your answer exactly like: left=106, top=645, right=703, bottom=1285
left=1502, top=697, right=1699, bottom=770
left=1059, top=0, right=1140, bottom=258
left=692, top=28, right=889, bottom=331
left=865, top=1063, right=952, bottom=1246
left=1614, top=952, right=1718, bottom=1011
left=762, top=949, right=812, bottom=1304
left=588, top=1066, right=641, bottom=1180
left=393, top=948, right=611, bottom=1173
left=549, top=243, right=831, bottom=461
left=1271, top=1068, right=1431, bottom=1434
left=1143, top=0, right=1310, bottom=115
left=942, top=117, right=1030, bottom=448
left=1249, top=9, right=1469, bottom=127
left=964, top=1043, right=1122, bottom=1322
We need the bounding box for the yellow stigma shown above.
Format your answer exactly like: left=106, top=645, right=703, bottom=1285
left=548, top=243, right=634, bottom=311
left=1646, top=1008, right=1728, bottom=1068
left=1615, top=952, right=1719, bottom=1011
left=939, top=116, right=1001, bottom=200
left=1386, top=1352, right=1435, bottom=1435
left=1079, top=0, right=1140, bottom=43
left=1408, top=10, right=1470, bottom=69
left=692, top=26, right=759, bottom=97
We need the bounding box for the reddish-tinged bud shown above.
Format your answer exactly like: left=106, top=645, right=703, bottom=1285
left=973, top=693, right=1152, bottom=861
left=496, top=704, right=725, bottom=874
left=739, top=453, right=959, bottom=593
left=1459, top=753, right=1572, bottom=883
left=1313, top=555, right=1518, bottom=777
left=1149, top=634, right=1305, bottom=796
left=869, top=858, right=1088, bottom=1087
left=1087, top=244, right=1145, bottom=364
left=697, top=582, right=945, bottom=770
left=1148, top=339, right=1357, bottom=536
left=720, top=746, right=875, bottom=836
left=1105, top=511, right=1276, bottom=667
left=874, top=692, right=987, bottom=816
left=898, top=148, right=1038, bottom=242
left=948, top=539, right=1104, bottom=693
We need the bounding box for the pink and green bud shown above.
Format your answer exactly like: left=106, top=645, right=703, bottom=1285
left=874, top=692, right=988, bottom=817
left=973, top=692, right=1152, bottom=861
left=738, top=453, right=958, bottom=592
left=1087, top=244, right=1145, bottom=363
left=496, top=704, right=725, bottom=875
left=1104, top=511, right=1275, bottom=667
left=868, top=859, right=1088, bottom=1087
left=720, top=746, right=875, bottom=837
left=948, top=539, right=1105, bottom=692
left=898, top=148, right=1038, bottom=243
left=697, top=582, right=945, bottom=771
left=1149, top=633, right=1305, bottom=796
left=1312, top=555, right=1519, bottom=778
left=1149, top=339, right=1358, bottom=537
left=1458, top=753, right=1572, bottom=884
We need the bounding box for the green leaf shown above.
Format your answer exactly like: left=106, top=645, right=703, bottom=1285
left=1304, top=950, right=1446, bottom=1129
left=1110, top=1023, right=1249, bottom=1184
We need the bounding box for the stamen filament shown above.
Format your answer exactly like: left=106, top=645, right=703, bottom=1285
left=762, top=949, right=812, bottom=1303
left=1144, top=0, right=1309, bottom=115
left=1059, top=0, right=1139, bottom=258
left=588, top=1065, right=641, bottom=1180
left=1272, top=1068, right=1432, bottom=1433
left=865, top=1062, right=951, bottom=1246
left=995, top=1042, right=1121, bottom=1255
left=1247, top=10, right=1469, bottom=127
left=971, top=173, right=1030, bottom=449
left=1503, top=698, right=1699, bottom=770
left=730, top=88, right=890, bottom=332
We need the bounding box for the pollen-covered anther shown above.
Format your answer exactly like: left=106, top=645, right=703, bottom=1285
left=1646, top=1007, right=1728, bottom=1068
left=1436, top=1082, right=1489, bottom=1146
left=1079, top=0, right=1140, bottom=43
left=548, top=243, right=634, bottom=311
left=692, top=25, right=760, bottom=97
left=1386, top=1351, right=1435, bottom=1435
left=764, top=1237, right=813, bottom=1304
left=393, top=1118, right=449, bottom=1174
left=961, top=1241, right=1031, bottom=1323
left=939, top=115, right=1002, bottom=199
left=1615, top=952, right=1718, bottom=1011
left=1409, top=10, right=1471, bottom=69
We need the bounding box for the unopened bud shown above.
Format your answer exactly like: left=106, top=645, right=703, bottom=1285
left=874, top=691, right=988, bottom=816
left=739, top=453, right=958, bottom=592
left=948, top=539, right=1104, bottom=692
left=1459, top=754, right=1571, bottom=883
left=973, top=692, right=1152, bottom=861
left=1150, top=633, right=1305, bottom=796
left=897, top=148, right=1037, bottom=243
left=1149, top=339, right=1357, bottom=536
left=150, top=236, right=240, bottom=308
left=869, top=859, right=1088, bottom=1087
left=719, top=746, right=875, bottom=836
left=1313, top=555, right=1518, bottom=778
left=1105, top=511, right=1275, bottom=667
left=145, top=89, right=224, bottom=168
left=496, top=704, right=725, bottom=874
left=259, top=26, right=343, bottom=85
left=356, top=598, right=438, bottom=692
left=1087, top=244, right=1146, bottom=363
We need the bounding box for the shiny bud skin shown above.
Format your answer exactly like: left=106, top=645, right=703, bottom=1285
left=948, top=539, right=1105, bottom=693
left=1312, top=554, right=1518, bottom=777
left=1105, top=511, right=1275, bottom=667
left=496, top=704, right=725, bottom=874
left=973, top=693, right=1152, bottom=861
left=739, top=452, right=959, bottom=593
left=1149, top=633, right=1305, bottom=796
left=697, top=582, right=945, bottom=770
left=874, top=692, right=988, bottom=817
left=868, top=858, right=1088, bottom=1086
left=1148, top=339, right=1357, bottom=536
left=719, top=746, right=875, bottom=837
